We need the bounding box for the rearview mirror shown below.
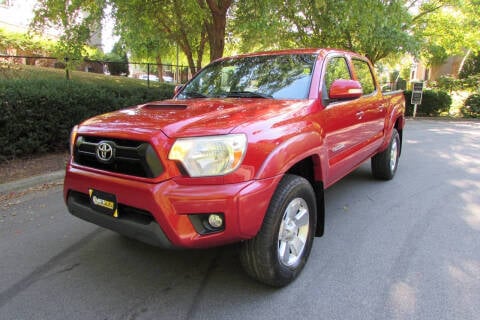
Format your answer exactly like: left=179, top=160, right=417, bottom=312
left=329, top=79, right=363, bottom=100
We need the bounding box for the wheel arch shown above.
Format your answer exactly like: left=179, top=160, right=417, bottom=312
left=285, top=157, right=325, bottom=237
left=394, top=116, right=404, bottom=157
left=254, top=132, right=327, bottom=238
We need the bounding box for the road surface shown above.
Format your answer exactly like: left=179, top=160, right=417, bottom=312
left=1, top=119, right=479, bottom=320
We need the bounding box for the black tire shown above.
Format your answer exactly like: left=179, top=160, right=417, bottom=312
left=240, top=174, right=317, bottom=287
left=371, top=128, right=400, bottom=180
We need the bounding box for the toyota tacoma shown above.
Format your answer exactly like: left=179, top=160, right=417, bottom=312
left=64, top=49, right=405, bottom=286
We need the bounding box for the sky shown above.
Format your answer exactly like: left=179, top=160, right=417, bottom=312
left=102, top=4, right=119, bottom=53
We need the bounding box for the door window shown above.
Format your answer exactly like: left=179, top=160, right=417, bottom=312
left=323, top=57, right=352, bottom=102
left=324, top=57, right=352, bottom=93
left=352, top=59, right=376, bottom=95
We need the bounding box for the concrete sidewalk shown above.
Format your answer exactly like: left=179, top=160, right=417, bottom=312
left=0, top=170, right=64, bottom=194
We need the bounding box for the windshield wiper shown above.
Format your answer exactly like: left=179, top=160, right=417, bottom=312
left=226, top=91, right=273, bottom=99
left=183, top=91, right=208, bottom=98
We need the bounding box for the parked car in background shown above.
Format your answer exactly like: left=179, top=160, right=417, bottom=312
left=138, top=74, right=174, bottom=83
left=138, top=74, right=159, bottom=82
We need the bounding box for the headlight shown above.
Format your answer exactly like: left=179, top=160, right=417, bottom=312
left=69, top=125, right=79, bottom=155
left=168, top=134, right=247, bottom=177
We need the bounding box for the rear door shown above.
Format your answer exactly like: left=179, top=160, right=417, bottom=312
left=351, top=58, right=386, bottom=152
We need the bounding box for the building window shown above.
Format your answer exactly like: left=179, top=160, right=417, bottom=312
left=424, top=68, right=430, bottom=81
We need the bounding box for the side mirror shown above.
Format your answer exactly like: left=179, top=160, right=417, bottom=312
left=329, top=79, right=363, bottom=100
left=174, top=85, right=183, bottom=96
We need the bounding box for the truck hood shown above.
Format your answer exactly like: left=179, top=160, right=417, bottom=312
left=79, top=98, right=313, bottom=138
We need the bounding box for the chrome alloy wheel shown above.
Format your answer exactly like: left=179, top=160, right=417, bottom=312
left=277, top=197, right=310, bottom=267
left=390, top=137, right=398, bottom=173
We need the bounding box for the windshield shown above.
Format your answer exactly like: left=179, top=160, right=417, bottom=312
left=177, top=54, right=317, bottom=100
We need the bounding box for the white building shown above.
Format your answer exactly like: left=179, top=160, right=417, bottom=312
left=0, top=0, right=36, bottom=33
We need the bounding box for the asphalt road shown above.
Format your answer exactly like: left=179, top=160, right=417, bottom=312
left=1, top=119, right=479, bottom=320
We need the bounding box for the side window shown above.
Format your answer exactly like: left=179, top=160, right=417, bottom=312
left=352, top=59, right=376, bottom=95
left=324, top=57, right=352, bottom=94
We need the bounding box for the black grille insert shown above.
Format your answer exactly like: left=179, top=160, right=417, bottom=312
left=74, top=136, right=163, bottom=178
left=69, top=191, right=155, bottom=225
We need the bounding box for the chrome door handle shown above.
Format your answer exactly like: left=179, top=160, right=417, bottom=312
left=356, top=111, right=365, bottom=119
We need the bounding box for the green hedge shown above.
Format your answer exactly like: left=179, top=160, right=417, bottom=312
left=404, top=90, right=452, bottom=116
left=462, top=93, right=480, bottom=118
left=0, top=78, right=174, bottom=161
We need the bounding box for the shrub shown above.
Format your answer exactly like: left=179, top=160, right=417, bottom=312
left=435, top=75, right=462, bottom=93
left=404, top=90, right=452, bottom=116
left=459, top=52, right=480, bottom=79
left=432, top=74, right=480, bottom=92
left=0, top=78, right=174, bottom=161
left=462, top=93, right=480, bottom=118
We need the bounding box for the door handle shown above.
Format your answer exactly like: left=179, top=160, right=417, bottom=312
left=356, top=111, right=365, bottom=119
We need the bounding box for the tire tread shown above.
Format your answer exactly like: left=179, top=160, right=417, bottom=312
left=372, top=129, right=400, bottom=180
left=240, top=174, right=316, bottom=287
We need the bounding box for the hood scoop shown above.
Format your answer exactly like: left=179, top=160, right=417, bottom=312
left=144, top=103, right=187, bottom=110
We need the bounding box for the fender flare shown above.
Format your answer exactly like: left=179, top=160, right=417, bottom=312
left=379, top=101, right=405, bottom=153
left=254, top=131, right=327, bottom=237
left=255, top=131, right=326, bottom=181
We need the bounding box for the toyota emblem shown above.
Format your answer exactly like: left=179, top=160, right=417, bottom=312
left=96, top=141, right=115, bottom=163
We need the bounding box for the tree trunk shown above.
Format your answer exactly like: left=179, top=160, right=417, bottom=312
left=458, top=49, right=472, bottom=76
left=156, top=55, right=164, bottom=83
left=180, top=41, right=197, bottom=75
left=200, top=0, right=232, bottom=62
left=205, top=11, right=226, bottom=61
left=196, top=29, right=208, bottom=71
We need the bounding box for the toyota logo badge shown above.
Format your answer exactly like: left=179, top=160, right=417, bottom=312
left=96, top=141, right=115, bottom=163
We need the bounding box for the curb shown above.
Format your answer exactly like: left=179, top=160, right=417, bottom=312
left=0, top=170, right=65, bottom=194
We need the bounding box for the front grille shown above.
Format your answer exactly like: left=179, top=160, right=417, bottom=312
left=74, top=136, right=164, bottom=178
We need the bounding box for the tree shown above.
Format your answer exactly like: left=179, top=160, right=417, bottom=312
left=459, top=52, right=480, bottom=79
left=104, top=41, right=129, bottom=76
left=112, top=0, right=176, bottom=81
left=411, top=0, right=480, bottom=67
left=31, top=0, right=106, bottom=79
left=0, top=28, right=56, bottom=57
left=111, top=0, right=233, bottom=74
left=229, top=0, right=294, bottom=52
left=111, top=0, right=208, bottom=75
left=197, top=0, right=233, bottom=61
left=232, top=0, right=418, bottom=65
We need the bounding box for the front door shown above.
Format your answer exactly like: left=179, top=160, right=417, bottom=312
left=320, top=55, right=366, bottom=185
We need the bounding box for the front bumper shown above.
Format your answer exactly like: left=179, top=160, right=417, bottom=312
left=64, top=166, right=281, bottom=249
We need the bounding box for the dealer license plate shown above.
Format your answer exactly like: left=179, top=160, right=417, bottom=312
left=89, top=189, right=119, bottom=218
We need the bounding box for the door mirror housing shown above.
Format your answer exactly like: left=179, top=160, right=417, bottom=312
left=329, top=79, right=363, bottom=100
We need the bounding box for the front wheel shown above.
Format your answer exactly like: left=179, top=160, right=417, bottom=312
left=371, top=128, right=400, bottom=180
left=240, top=174, right=317, bottom=287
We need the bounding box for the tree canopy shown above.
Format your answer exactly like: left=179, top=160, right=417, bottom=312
left=31, top=0, right=106, bottom=59
left=232, top=0, right=417, bottom=65
left=412, top=0, right=480, bottom=66
left=30, top=0, right=480, bottom=71
left=31, top=0, right=106, bottom=78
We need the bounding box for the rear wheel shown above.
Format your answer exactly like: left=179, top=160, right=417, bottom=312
left=371, top=129, right=400, bottom=180
left=240, top=174, right=316, bottom=287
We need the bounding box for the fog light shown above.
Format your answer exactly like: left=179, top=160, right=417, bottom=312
left=208, top=214, right=224, bottom=228
left=188, top=213, right=225, bottom=235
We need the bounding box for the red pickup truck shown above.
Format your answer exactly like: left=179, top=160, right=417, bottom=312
left=64, top=49, right=405, bottom=286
